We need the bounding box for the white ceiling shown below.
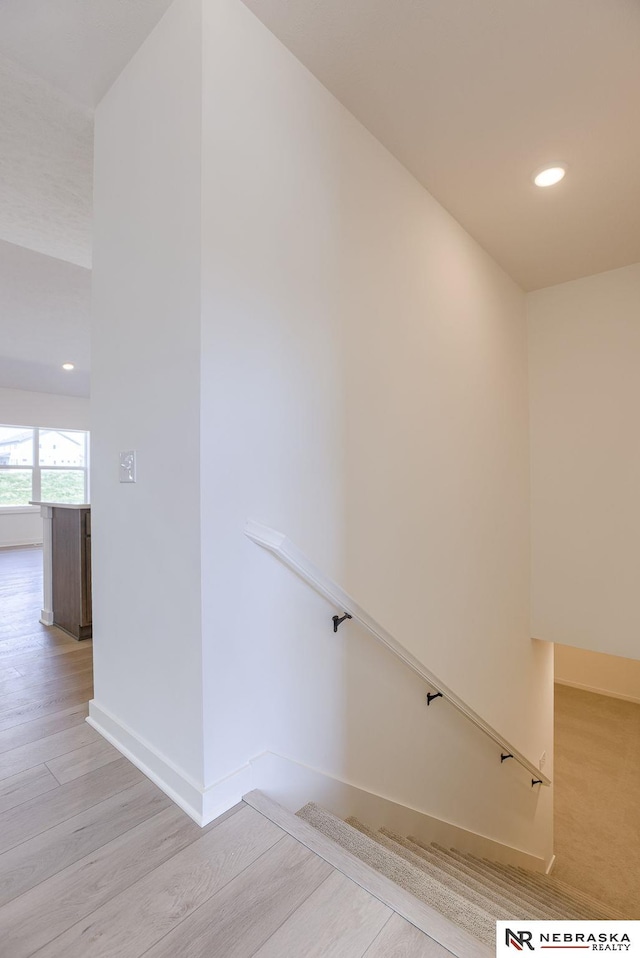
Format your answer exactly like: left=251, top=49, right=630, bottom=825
left=239, top=0, right=640, bottom=291
left=0, top=240, right=90, bottom=397
left=0, top=0, right=639, bottom=399
left=0, top=0, right=172, bottom=399
left=0, top=0, right=173, bottom=109
left=0, top=54, right=93, bottom=269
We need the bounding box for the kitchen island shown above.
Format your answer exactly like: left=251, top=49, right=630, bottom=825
left=31, top=501, right=92, bottom=640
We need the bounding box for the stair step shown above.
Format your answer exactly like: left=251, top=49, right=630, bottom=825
left=451, top=849, right=599, bottom=918
left=428, top=843, right=580, bottom=919
left=399, top=834, right=553, bottom=919
left=386, top=826, right=553, bottom=921
left=491, top=859, right=627, bottom=920
left=294, top=798, right=621, bottom=937
left=436, top=844, right=616, bottom=920
left=431, top=844, right=587, bottom=919
left=297, top=803, right=496, bottom=947
left=345, top=819, right=520, bottom=921
left=468, top=856, right=597, bottom=919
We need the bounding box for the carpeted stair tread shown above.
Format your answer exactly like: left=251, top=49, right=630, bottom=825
left=455, top=847, right=615, bottom=920
left=471, top=857, right=600, bottom=919
left=345, top=819, right=522, bottom=921
left=411, top=839, right=557, bottom=914
left=380, top=829, right=540, bottom=918
left=421, top=839, right=571, bottom=919
left=400, top=834, right=553, bottom=920
left=297, top=803, right=496, bottom=946
left=504, top=861, right=628, bottom=919
left=458, top=850, right=608, bottom=919
left=296, top=800, right=620, bottom=933
left=379, top=826, right=550, bottom=921
left=432, top=844, right=588, bottom=919
left=447, top=848, right=586, bottom=919
left=423, top=841, right=572, bottom=917
left=490, top=859, right=628, bottom=921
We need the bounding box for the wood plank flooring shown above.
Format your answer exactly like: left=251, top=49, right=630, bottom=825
left=0, top=547, right=451, bottom=957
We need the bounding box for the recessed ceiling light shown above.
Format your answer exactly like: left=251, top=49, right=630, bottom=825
left=533, top=164, right=567, bottom=188
left=62, top=362, right=75, bottom=371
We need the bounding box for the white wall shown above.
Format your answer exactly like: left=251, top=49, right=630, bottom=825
left=91, top=0, right=205, bottom=792
left=529, top=263, right=640, bottom=660
left=92, top=0, right=553, bottom=851
left=0, top=512, right=42, bottom=549
left=555, top=644, right=640, bottom=704
left=0, top=386, right=89, bottom=429
left=0, top=387, right=90, bottom=547
left=200, top=0, right=553, bottom=858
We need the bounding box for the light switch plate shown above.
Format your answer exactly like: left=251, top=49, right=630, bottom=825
left=119, top=450, right=136, bottom=483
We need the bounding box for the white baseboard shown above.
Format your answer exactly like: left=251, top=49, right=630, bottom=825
left=248, top=751, right=548, bottom=873
left=545, top=853, right=557, bottom=875
left=0, top=539, right=43, bottom=549
left=201, top=762, right=255, bottom=825
left=87, top=700, right=254, bottom=826
left=40, top=610, right=54, bottom=626
left=555, top=679, right=640, bottom=706
left=83, top=710, right=552, bottom=870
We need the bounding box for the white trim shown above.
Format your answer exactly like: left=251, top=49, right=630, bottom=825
left=248, top=750, right=548, bottom=873
left=245, top=519, right=550, bottom=787
left=0, top=538, right=43, bottom=548
left=545, top=853, right=557, bottom=875
left=30, top=501, right=90, bottom=509
left=87, top=700, right=254, bottom=826
left=40, top=504, right=54, bottom=627
left=0, top=425, right=89, bottom=505
left=202, top=763, right=255, bottom=825
left=555, top=678, right=640, bottom=706
left=0, top=542, right=42, bottom=550
left=84, top=703, right=552, bottom=867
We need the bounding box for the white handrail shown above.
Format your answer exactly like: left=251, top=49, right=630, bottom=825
left=245, top=519, right=550, bottom=787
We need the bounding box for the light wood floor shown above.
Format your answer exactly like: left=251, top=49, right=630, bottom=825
left=0, top=547, right=448, bottom=957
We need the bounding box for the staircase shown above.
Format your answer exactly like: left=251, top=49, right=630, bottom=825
left=296, top=802, right=624, bottom=950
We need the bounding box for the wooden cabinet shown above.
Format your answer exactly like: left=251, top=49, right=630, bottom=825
left=51, top=506, right=92, bottom=640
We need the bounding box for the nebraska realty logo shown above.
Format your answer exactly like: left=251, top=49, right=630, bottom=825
left=497, top=922, right=640, bottom=955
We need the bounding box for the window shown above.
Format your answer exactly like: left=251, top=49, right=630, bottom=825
left=0, top=426, right=90, bottom=509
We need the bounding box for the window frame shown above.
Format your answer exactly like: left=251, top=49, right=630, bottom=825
left=0, top=425, right=90, bottom=510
